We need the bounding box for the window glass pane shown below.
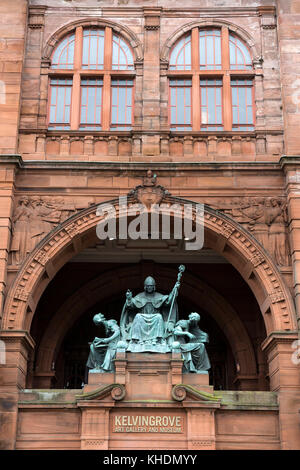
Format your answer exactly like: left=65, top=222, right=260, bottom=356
left=229, top=34, right=252, bottom=70
left=200, top=79, right=223, bottom=128
left=232, top=108, right=238, bottom=124
left=216, top=87, right=222, bottom=106
left=169, top=80, right=192, bottom=129
left=199, top=37, right=205, bottom=67
left=169, top=34, right=191, bottom=70
left=82, top=29, right=105, bottom=69
left=206, top=36, right=214, bottom=65
left=112, top=34, right=134, bottom=70
left=231, top=79, right=254, bottom=129
left=80, top=78, right=102, bottom=128
left=111, top=80, right=133, bottom=128
left=51, top=33, right=75, bottom=69
left=199, top=29, right=222, bottom=70
left=49, top=79, right=72, bottom=129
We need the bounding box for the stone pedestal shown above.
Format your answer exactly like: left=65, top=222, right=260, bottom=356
left=84, top=352, right=212, bottom=398
left=79, top=352, right=218, bottom=450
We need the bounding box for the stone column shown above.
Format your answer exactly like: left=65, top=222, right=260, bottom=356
left=0, top=0, right=28, bottom=154
left=278, top=6, right=300, bottom=447
left=0, top=159, right=18, bottom=314
left=258, top=6, right=281, bottom=130
left=79, top=406, right=111, bottom=450
left=0, top=156, right=36, bottom=450
left=142, top=8, right=161, bottom=156
left=21, top=6, right=46, bottom=130
left=277, top=0, right=300, bottom=155
left=186, top=407, right=219, bottom=450
left=0, top=331, right=35, bottom=449
left=261, top=332, right=300, bottom=449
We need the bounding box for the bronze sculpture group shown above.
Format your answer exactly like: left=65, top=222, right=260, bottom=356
left=86, top=265, right=211, bottom=375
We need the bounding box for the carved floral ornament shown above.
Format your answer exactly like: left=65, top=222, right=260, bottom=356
left=4, top=173, right=296, bottom=333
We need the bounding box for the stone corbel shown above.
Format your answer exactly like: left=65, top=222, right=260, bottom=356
left=28, top=6, right=47, bottom=30
left=143, top=7, right=161, bottom=31
left=172, top=384, right=220, bottom=404
left=257, top=6, right=277, bottom=30
left=76, top=384, right=126, bottom=403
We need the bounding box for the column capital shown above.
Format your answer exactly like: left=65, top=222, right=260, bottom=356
left=261, top=331, right=298, bottom=353
left=0, top=330, right=35, bottom=352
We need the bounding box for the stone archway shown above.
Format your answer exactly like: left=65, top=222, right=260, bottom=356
left=2, top=191, right=296, bottom=336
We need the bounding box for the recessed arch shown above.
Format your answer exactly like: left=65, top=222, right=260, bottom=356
left=1, top=196, right=296, bottom=337
left=42, top=18, right=143, bottom=64
left=161, top=19, right=260, bottom=65
left=34, top=266, right=258, bottom=378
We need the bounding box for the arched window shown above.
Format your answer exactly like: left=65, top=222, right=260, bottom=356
left=48, top=26, right=135, bottom=130
left=169, top=34, right=191, bottom=70
left=51, top=33, right=75, bottom=70
left=168, top=27, right=255, bottom=132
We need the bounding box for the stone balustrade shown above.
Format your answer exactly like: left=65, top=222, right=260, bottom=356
left=18, top=130, right=283, bottom=160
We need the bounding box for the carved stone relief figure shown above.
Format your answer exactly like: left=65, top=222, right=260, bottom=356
left=221, top=196, right=290, bottom=266
left=10, top=196, right=78, bottom=264
left=268, top=198, right=290, bottom=267
left=10, top=196, right=32, bottom=265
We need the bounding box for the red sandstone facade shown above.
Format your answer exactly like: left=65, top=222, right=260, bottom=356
left=0, top=0, right=300, bottom=450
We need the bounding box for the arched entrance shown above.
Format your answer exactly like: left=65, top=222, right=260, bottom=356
left=32, top=263, right=259, bottom=390
left=3, top=195, right=296, bottom=331
left=1, top=190, right=297, bottom=394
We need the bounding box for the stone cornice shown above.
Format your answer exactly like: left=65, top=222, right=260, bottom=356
left=0, top=330, right=36, bottom=350
left=0, top=155, right=285, bottom=173
left=261, top=331, right=298, bottom=353
left=280, top=155, right=300, bottom=171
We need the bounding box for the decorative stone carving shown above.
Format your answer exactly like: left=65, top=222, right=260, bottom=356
left=220, top=197, right=290, bottom=266
left=76, top=384, right=126, bottom=402
left=249, top=251, right=265, bottom=268
left=220, top=223, right=235, bottom=239
left=128, top=170, right=170, bottom=208
left=173, top=312, right=211, bottom=374
left=4, top=194, right=296, bottom=334
left=86, top=313, right=121, bottom=374
left=269, top=291, right=285, bottom=304
left=10, top=196, right=81, bottom=264
left=33, top=251, right=49, bottom=266
left=172, top=384, right=219, bottom=402
left=120, top=266, right=184, bottom=353
left=14, top=288, right=29, bottom=302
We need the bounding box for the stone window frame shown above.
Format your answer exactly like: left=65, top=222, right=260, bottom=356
left=40, top=19, right=143, bottom=133
left=161, top=20, right=263, bottom=135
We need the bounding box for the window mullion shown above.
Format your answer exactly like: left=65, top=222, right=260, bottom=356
left=104, top=27, right=112, bottom=70
left=192, top=74, right=200, bottom=130
left=222, top=27, right=232, bottom=130
left=221, top=27, right=230, bottom=70
left=223, top=73, right=232, bottom=131
left=102, top=74, right=111, bottom=130
left=191, top=27, right=199, bottom=70
left=70, top=27, right=83, bottom=130
left=74, top=26, right=83, bottom=70
left=70, top=72, right=81, bottom=130
left=102, top=27, right=112, bottom=130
